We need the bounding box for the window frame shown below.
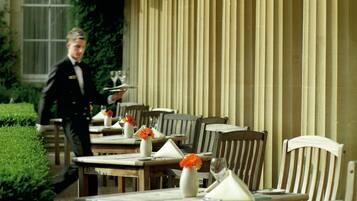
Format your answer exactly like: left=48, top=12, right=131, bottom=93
left=22, top=1, right=71, bottom=83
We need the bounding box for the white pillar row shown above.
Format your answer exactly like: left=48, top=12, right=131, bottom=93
left=301, top=0, right=338, bottom=139
left=253, top=0, right=285, bottom=188
left=122, top=0, right=356, bottom=191
left=195, top=0, right=217, bottom=117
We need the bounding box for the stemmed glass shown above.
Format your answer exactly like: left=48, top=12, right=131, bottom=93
left=110, top=71, right=119, bottom=87
left=117, top=70, right=127, bottom=84
left=210, top=157, right=228, bottom=183
left=149, top=117, right=158, bottom=129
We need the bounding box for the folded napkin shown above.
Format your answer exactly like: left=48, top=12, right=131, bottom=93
left=111, top=121, right=122, bottom=128
left=92, top=111, right=105, bottom=120
left=152, top=127, right=165, bottom=139
left=153, top=139, right=184, bottom=158
left=205, top=170, right=254, bottom=201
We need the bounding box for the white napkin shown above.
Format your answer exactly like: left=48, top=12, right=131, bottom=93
left=92, top=111, right=105, bottom=120
left=111, top=121, right=122, bottom=128
left=152, top=127, right=165, bottom=139
left=154, top=139, right=184, bottom=158
left=205, top=170, right=254, bottom=201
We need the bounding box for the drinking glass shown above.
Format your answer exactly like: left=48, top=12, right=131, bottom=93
left=210, top=157, right=228, bottom=183
left=149, top=117, right=158, bottom=129
left=110, top=71, right=119, bottom=87
left=118, top=70, right=127, bottom=84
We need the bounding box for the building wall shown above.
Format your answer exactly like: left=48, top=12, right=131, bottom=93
left=123, top=0, right=357, bottom=196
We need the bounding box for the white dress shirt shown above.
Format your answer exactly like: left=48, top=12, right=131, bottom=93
left=68, top=56, right=85, bottom=95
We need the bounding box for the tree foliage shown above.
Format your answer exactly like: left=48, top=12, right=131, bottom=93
left=0, top=7, right=18, bottom=88
left=70, top=0, right=126, bottom=91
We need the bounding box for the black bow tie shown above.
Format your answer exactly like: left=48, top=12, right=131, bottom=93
left=74, top=62, right=81, bottom=66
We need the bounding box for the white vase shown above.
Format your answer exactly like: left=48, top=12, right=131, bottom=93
left=140, top=137, right=152, bottom=157
left=124, top=122, right=134, bottom=138
left=104, top=116, right=112, bottom=127
left=180, top=167, right=199, bottom=197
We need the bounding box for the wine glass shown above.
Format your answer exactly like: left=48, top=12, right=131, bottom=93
left=149, top=117, right=158, bottom=129
left=210, top=157, right=228, bottom=183
left=117, top=70, right=127, bottom=84
left=110, top=71, right=119, bottom=87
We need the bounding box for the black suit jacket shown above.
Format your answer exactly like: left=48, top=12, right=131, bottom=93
left=38, top=56, right=108, bottom=125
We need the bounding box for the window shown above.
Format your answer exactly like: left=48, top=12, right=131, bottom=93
left=22, top=0, right=71, bottom=82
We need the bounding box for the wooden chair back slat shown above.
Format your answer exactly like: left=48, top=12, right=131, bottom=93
left=301, top=147, right=312, bottom=194
left=315, top=150, right=327, bottom=201
left=308, top=148, right=319, bottom=200
left=212, top=130, right=267, bottom=191
left=277, top=135, right=344, bottom=201
left=196, top=123, right=247, bottom=154
left=293, top=148, right=304, bottom=193
left=159, top=113, right=202, bottom=149
left=324, top=154, right=336, bottom=201
left=139, top=110, right=174, bottom=128
left=122, top=105, right=149, bottom=127
left=116, top=102, right=143, bottom=117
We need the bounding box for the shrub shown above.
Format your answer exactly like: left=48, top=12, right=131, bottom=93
left=0, top=103, right=37, bottom=126
left=0, top=85, right=11, bottom=103
left=9, top=83, right=42, bottom=112
left=0, top=126, right=55, bottom=201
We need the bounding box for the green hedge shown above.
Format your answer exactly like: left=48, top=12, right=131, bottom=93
left=0, top=103, right=37, bottom=126
left=0, top=126, right=55, bottom=201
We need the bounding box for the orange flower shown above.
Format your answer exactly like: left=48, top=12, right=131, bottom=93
left=179, top=153, right=202, bottom=170
left=123, top=115, right=135, bottom=125
left=103, top=109, right=113, bottom=117
left=139, top=127, right=153, bottom=140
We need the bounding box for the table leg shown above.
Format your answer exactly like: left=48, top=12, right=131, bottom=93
left=64, top=136, right=70, bottom=166
left=117, top=176, right=125, bottom=192
left=138, top=167, right=150, bottom=191
left=54, top=124, right=60, bottom=165
left=78, top=167, right=89, bottom=196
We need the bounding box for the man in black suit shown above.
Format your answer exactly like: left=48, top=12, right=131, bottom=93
left=37, top=27, right=125, bottom=195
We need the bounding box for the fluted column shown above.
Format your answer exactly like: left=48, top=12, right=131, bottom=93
left=301, top=0, right=338, bottom=138
left=195, top=0, right=220, bottom=116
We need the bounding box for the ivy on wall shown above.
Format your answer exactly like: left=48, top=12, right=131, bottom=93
left=70, top=0, right=126, bottom=92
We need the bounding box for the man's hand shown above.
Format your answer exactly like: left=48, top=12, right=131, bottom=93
left=111, top=90, right=126, bottom=102
left=36, top=124, right=53, bottom=133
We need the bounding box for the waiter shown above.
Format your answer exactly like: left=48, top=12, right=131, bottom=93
left=36, top=27, right=125, bottom=195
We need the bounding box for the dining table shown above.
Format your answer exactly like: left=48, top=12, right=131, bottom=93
left=90, top=134, right=187, bottom=154
left=75, top=188, right=309, bottom=201
left=73, top=153, right=212, bottom=196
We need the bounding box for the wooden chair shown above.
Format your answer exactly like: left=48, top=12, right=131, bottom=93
left=138, top=110, right=174, bottom=128
left=344, top=160, right=357, bottom=201
left=277, top=135, right=344, bottom=201
left=115, top=102, right=144, bottom=118
left=121, top=105, right=149, bottom=127
left=212, top=130, right=268, bottom=191
left=158, top=113, right=202, bottom=152
left=169, top=117, right=229, bottom=187
left=196, top=123, right=248, bottom=154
